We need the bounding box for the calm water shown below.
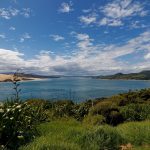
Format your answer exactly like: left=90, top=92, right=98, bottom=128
left=0, top=77, right=150, bottom=102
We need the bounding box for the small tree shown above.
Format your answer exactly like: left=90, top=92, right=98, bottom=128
left=12, top=71, right=21, bottom=102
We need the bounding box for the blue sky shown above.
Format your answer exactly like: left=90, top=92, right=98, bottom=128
left=0, top=0, right=150, bottom=75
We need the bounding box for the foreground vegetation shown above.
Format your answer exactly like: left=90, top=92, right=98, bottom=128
left=0, top=88, right=150, bottom=149
left=20, top=119, right=150, bottom=150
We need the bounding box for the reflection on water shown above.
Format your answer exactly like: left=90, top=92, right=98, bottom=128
left=0, top=77, right=150, bottom=102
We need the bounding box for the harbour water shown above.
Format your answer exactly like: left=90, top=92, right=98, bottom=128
left=0, top=77, right=150, bottom=102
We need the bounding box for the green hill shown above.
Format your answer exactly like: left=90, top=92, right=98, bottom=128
left=96, top=70, right=150, bottom=80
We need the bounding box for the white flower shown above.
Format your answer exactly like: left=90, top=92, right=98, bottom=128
left=0, top=108, right=4, bottom=113
left=16, top=105, right=22, bottom=109
left=7, top=108, right=10, bottom=112
left=10, top=117, right=14, bottom=120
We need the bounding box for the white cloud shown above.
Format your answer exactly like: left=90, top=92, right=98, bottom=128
left=79, top=14, right=97, bottom=25
left=0, top=31, right=150, bottom=75
left=50, top=34, right=65, bottom=41
left=130, top=21, right=147, bottom=29
left=75, top=33, right=94, bottom=50
left=59, top=2, right=73, bottom=13
left=20, top=33, right=31, bottom=43
left=0, top=8, right=19, bottom=19
left=99, top=0, right=148, bottom=26
left=9, top=26, right=16, bottom=31
left=0, top=7, right=32, bottom=19
left=0, top=34, right=6, bottom=39
left=144, top=53, right=150, bottom=59
left=99, top=17, right=123, bottom=26
left=21, top=8, right=32, bottom=18
left=79, top=0, right=148, bottom=27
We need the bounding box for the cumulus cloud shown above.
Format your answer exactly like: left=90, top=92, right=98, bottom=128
left=50, top=34, right=65, bottom=41
left=0, top=7, right=32, bottom=19
left=79, top=0, right=148, bottom=27
left=0, top=31, right=150, bottom=75
left=58, top=1, right=73, bottom=13
left=79, top=14, right=97, bottom=25
left=99, top=0, right=148, bottom=26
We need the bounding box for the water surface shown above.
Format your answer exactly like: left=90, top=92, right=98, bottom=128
left=0, top=77, right=150, bottom=102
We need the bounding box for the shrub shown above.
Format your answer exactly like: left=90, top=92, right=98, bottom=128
left=52, top=100, right=75, bottom=118
left=74, top=103, right=90, bottom=121
left=107, top=110, right=124, bottom=126
left=83, top=114, right=106, bottom=126
left=120, top=104, right=150, bottom=122
left=89, top=101, right=124, bottom=125
left=89, top=101, right=118, bottom=116
left=0, top=100, right=48, bottom=149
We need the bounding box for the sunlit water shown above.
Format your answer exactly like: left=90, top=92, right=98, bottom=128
left=0, top=77, right=150, bottom=102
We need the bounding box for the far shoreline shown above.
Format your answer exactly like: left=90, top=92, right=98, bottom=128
left=94, top=78, right=150, bottom=81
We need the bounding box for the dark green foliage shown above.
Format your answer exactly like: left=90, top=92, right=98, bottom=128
left=52, top=100, right=76, bottom=118
left=120, top=104, right=150, bottom=121
left=107, top=110, right=124, bottom=126
left=87, top=89, right=150, bottom=125
left=0, top=100, right=48, bottom=149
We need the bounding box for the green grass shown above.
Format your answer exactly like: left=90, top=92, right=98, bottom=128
left=117, top=121, right=150, bottom=146
left=20, top=119, right=150, bottom=150
left=19, top=118, right=88, bottom=150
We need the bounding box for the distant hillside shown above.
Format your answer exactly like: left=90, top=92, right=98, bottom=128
left=95, top=70, right=150, bottom=80
left=16, top=73, right=61, bottom=79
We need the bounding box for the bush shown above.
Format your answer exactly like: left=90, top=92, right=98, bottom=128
left=120, top=104, right=150, bottom=122
left=89, top=101, right=118, bottom=116
left=52, top=100, right=75, bottom=118
left=89, top=101, right=124, bottom=125
left=74, top=103, right=90, bottom=121
left=83, top=114, right=106, bottom=126
left=0, top=100, right=48, bottom=149
left=107, top=110, right=124, bottom=126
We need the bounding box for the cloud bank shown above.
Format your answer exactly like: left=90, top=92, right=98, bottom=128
left=0, top=30, right=150, bottom=75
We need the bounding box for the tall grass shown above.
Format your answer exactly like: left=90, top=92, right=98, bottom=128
left=19, top=118, right=86, bottom=150
left=20, top=119, right=150, bottom=150
left=117, top=121, right=150, bottom=145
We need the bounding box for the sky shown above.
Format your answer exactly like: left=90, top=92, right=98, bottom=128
left=0, top=0, right=150, bottom=75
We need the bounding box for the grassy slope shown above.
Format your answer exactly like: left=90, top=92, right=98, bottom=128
left=20, top=119, right=86, bottom=150
left=20, top=119, right=150, bottom=150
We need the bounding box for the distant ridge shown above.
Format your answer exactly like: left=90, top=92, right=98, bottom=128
left=15, top=73, right=61, bottom=79
left=1, top=73, right=61, bottom=79
left=95, top=70, right=150, bottom=80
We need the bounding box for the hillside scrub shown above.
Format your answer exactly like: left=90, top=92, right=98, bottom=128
left=0, top=88, right=150, bottom=149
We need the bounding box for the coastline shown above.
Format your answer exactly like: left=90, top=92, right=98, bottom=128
left=93, top=78, right=150, bottom=81
left=0, top=74, right=44, bottom=82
